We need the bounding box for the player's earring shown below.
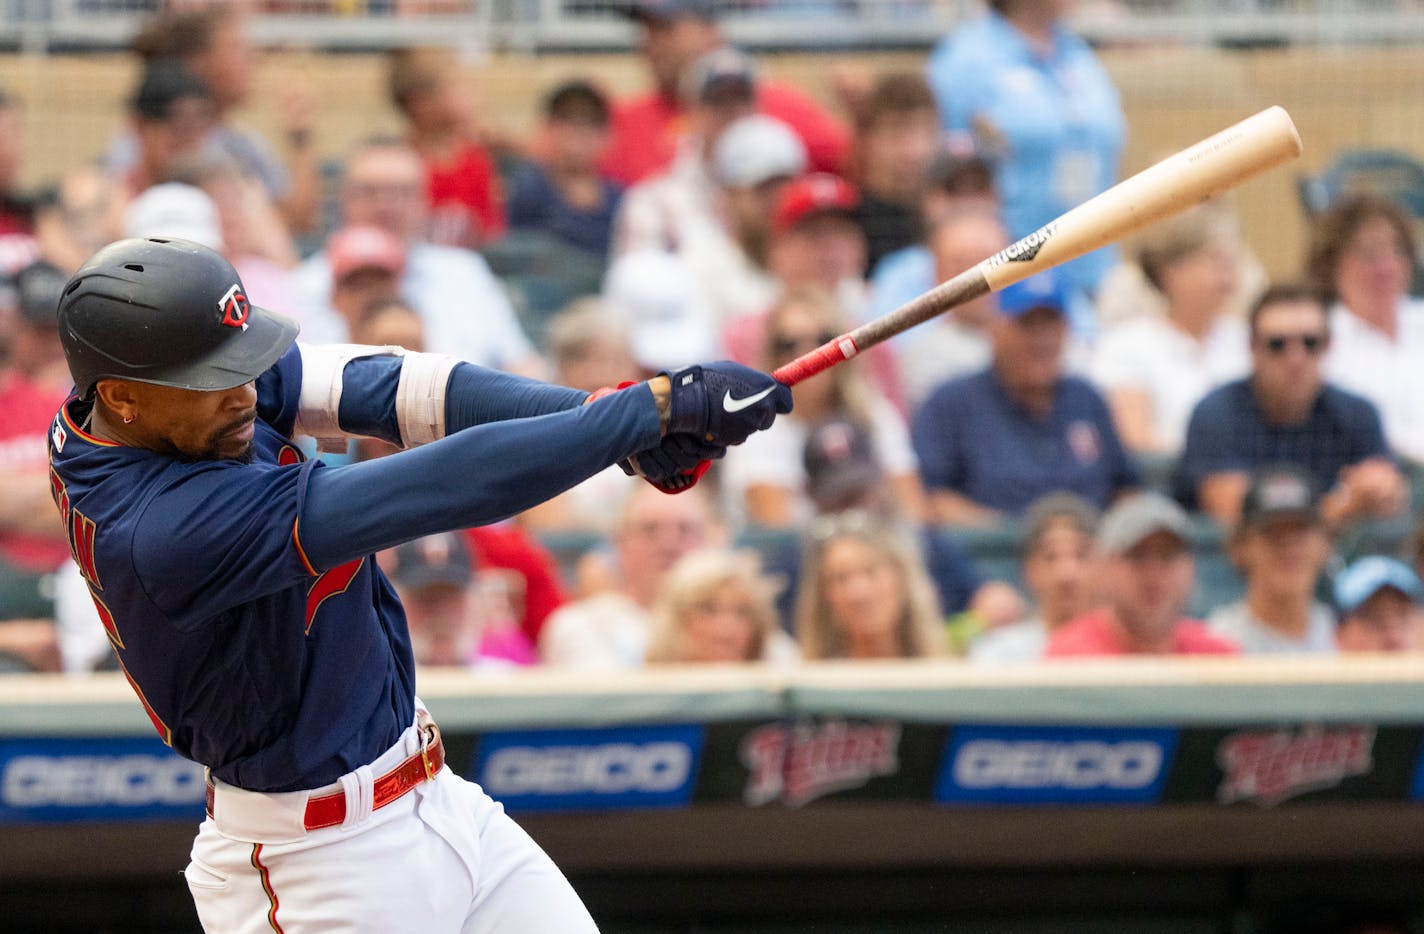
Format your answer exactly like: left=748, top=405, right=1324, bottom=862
left=122, top=413, right=135, bottom=425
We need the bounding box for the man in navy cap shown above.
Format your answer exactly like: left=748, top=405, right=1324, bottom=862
left=1208, top=464, right=1336, bottom=654
left=911, top=269, right=1137, bottom=525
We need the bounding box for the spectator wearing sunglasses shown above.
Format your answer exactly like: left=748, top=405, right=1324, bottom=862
left=911, top=269, right=1137, bottom=527
left=1176, top=283, right=1406, bottom=529
left=721, top=286, right=922, bottom=529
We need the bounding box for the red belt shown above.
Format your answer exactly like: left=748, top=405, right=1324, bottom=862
left=206, top=715, right=445, bottom=832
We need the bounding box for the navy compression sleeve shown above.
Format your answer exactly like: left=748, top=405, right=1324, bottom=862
left=337, top=357, right=589, bottom=446
left=300, top=383, right=661, bottom=569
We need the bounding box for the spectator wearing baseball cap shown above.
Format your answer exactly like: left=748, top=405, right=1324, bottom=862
left=326, top=224, right=408, bottom=340
left=123, top=181, right=224, bottom=252
left=1334, top=556, right=1423, bottom=653
left=9, top=259, right=70, bottom=392
left=1047, top=494, right=1238, bottom=657
left=128, top=6, right=319, bottom=234
left=722, top=286, right=921, bottom=529
left=792, top=415, right=1018, bottom=633
left=767, top=172, right=867, bottom=314
left=618, top=44, right=763, bottom=287
left=664, top=113, right=807, bottom=331
left=1207, top=465, right=1337, bottom=654
left=127, top=59, right=216, bottom=197
left=614, top=45, right=759, bottom=260
left=1177, top=283, right=1406, bottom=529
left=911, top=269, right=1138, bottom=526
left=600, top=0, right=848, bottom=187
left=603, top=248, right=716, bottom=375
left=505, top=79, right=624, bottom=262
left=387, top=532, right=537, bottom=669
left=0, top=259, right=73, bottom=648
left=969, top=492, right=1101, bottom=664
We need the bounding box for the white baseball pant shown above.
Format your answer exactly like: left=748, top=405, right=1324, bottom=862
left=185, top=715, right=599, bottom=933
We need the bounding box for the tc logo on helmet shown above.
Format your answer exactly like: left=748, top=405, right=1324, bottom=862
left=218, top=284, right=250, bottom=331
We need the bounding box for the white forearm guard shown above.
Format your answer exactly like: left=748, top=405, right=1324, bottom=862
left=294, top=342, right=460, bottom=452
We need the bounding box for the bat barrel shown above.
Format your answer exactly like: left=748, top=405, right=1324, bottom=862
left=770, top=106, right=1303, bottom=388
left=978, top=105, right=1302, bottom=292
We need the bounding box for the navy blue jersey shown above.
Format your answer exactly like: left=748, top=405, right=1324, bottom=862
left=48, top=345, right=661, bottom=792
left=911, top=369, right=1138, bottom=514
left=1174, top=378, right=1390, bottom=507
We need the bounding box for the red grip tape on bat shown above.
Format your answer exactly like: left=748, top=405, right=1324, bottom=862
left=772, top=334, right=859, bottom=386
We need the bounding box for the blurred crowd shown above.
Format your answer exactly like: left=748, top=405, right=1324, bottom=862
left=3, top=0, right=1424, bottom=675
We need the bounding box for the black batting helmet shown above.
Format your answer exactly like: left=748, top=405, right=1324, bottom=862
left=58, top=238, right=299, bottom=399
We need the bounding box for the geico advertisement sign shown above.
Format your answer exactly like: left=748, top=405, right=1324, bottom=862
left=475, top=724, right=703, bottom=813
left=936, top=725, right=1178, bottom=805
left=0, top=738, right=206, bottom=823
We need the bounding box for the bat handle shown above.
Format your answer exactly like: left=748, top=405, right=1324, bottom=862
left=771, top=334, right=860, bottom=386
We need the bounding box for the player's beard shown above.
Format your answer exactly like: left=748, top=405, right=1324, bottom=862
left=189, top=412, right=258, bottom=464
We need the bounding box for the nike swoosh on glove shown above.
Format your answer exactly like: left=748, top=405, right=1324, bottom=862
left=665, top=362, right=794, bottom=447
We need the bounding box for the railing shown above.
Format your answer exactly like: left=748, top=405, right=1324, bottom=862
left=3, top=0, right=1424, bottom=53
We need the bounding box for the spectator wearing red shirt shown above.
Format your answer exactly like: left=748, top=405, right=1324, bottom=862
left=388, top=47, right=506, bottom=250
left=1047, top=493, right=1239, bottom=657
left=0, top=262, right=72, bottom=671
left=603, top=0, right=850, bottom=187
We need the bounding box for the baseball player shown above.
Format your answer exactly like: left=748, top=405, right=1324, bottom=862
left=46, top=238, right=792, bottom=933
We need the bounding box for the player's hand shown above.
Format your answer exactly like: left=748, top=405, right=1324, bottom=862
left=665, top=362, right=793, bottom=448
left=620, top=435, right=727, bottom=494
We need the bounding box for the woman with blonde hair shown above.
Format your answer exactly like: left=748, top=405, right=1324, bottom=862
left=645, top=549, right=794, bottom=664
left=722, top=285, right=922, bottom=528
left=795, top=512, right=946, bottom=660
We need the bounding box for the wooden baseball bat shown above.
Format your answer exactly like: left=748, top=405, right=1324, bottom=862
left=771, top=105, right=1304, bottom=386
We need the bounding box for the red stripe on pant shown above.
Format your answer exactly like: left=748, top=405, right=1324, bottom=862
left=251, top=843, right=285, bottom=934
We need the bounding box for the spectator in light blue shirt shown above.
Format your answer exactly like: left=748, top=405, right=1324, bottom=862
left=911, top=269, right=1137, bottom=526
left=926, top=0, right=1125, bottom=303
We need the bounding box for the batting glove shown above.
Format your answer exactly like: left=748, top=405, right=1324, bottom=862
left=587, top=381, right=727, bottom=494
left=665, top=362, right=794, bottom=448
left=622, top=435, right=727, bottom=494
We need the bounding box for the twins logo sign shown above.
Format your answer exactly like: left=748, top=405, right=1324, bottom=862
left=1216, top=725, right=1375, bottom=806
left=740, top=718, right=901, bottom=807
